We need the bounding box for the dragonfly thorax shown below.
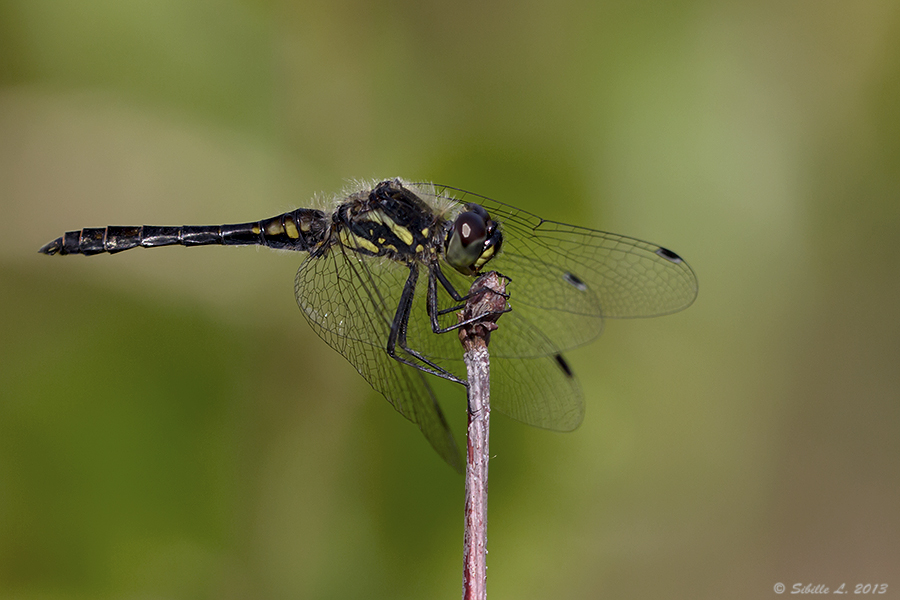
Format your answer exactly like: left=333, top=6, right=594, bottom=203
left=330, top=180, right=441, bottom=261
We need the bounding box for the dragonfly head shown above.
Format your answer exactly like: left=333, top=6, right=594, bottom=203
left=445, top=203, right=503, bottom=276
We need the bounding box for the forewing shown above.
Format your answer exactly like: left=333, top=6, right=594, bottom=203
left=425, top=185, right=698, bottom=353
left=294, top=244, right=462, bottom=471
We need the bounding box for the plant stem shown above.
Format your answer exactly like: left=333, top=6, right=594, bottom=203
left=458, top=272, right=508, bottom=600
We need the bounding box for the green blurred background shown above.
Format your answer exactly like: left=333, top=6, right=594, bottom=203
left=2, top=1, right=899, bottom=598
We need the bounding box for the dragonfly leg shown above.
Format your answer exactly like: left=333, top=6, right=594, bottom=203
left=427, top=266, right=510, bottom=335
left=386, top=265, right=468, bottom=386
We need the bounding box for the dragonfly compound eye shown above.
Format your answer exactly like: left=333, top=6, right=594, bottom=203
left=457, top=212, right=487, bottom=246
left=446, top=209, right=488, bottom=274
left=444, top=204, right=502, bottom=275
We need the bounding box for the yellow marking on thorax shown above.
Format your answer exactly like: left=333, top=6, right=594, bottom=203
left=339, top=229, right=380, bottom=254
left=368, top=210, right=414, bottom=246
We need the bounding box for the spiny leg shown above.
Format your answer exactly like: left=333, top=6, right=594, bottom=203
left=385, top=264, right=468, bottom=386
left=427, top=265, right=510, bottom=335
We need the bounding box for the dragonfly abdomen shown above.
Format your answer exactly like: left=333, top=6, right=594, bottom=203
left=39, top=208, right=329, bottom=256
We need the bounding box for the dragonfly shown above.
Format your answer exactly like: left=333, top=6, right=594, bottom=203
left=40, top=178, right=698, bottom=471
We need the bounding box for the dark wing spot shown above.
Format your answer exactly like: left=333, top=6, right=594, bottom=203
left=655, top=247, right=683, bottom=263
left=554, top=354, right=574, bottom=378
left=563, top=272, right=588, bottom=291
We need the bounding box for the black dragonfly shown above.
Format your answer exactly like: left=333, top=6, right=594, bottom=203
left=40, top=178, right=698, bottom=471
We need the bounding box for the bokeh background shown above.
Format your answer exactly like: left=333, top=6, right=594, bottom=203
left=2, top=1, right=899, bottom=599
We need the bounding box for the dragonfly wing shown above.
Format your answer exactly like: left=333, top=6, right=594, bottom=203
left=424, top=185, right=698, bottom=354
left=295, top=245, right=462, bottom=472
left=401, top=263, right=585, bottom=431
left=489, top=353, right=584, bottom=431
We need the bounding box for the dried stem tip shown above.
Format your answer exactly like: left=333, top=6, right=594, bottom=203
left=457, top=271, right=510, bottom=350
